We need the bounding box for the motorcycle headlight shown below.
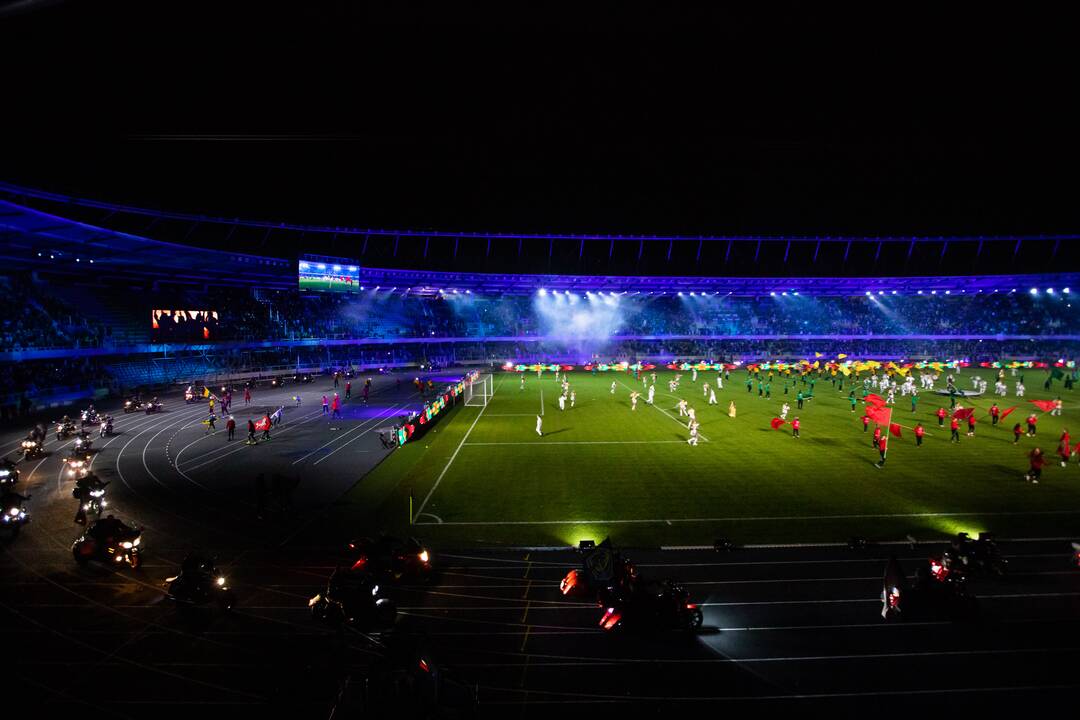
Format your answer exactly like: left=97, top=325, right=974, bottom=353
left=418, top=550, right=429, bottom=563
left=371, top=584, right=379, bottom=596
left=0, top=470, right=9, bottom=477
left=216, top=577, right=226, bottom=586
left=133, top=537, right=141, bottom=547
left=7, top=507, right=18, bottom=516
left=122, top=541, right=133, bottom=549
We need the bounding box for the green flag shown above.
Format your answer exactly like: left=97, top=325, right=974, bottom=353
left=1052, top=368, right=1065, bottom=380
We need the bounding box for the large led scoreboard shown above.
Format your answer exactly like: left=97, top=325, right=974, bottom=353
left=298, top=255, right=360, bottom=293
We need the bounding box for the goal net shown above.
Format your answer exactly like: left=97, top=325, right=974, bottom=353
left=464, top=373, right=495, bottom=407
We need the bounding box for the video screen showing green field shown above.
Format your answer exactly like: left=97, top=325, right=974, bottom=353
left=298, top=260, right=360, bottom=292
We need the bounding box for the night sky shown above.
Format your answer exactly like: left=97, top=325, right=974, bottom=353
left=2, top=1, right=1077, bottom=238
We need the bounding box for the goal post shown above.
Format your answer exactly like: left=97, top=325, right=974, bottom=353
left=464, top=373, right=495, bottom=407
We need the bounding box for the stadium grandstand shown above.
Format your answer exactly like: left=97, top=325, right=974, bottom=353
left=2, top=184, right=1079, bottom=419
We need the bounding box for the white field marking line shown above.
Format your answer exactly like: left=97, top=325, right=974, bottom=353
left=416, top=512, right=443, bottom=523
left=412, top=507, right=1080, bottom=526
left=539, top=387, right=544, bottom=416
left=413, top=374, right=505, bottom=521
left=617, top=378, right=709, bottom=441
left=462, top=440, right=696, bottom=446
left=173, top=406, right=325, bottom=469
left=289, top=404, right=406, bottom=466
left=312, top=406, right=403, bottom=465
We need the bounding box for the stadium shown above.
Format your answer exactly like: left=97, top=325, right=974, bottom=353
left=3, top=2, right=1080, bottom=718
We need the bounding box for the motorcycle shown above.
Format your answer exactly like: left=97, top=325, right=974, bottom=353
left=122, top=398, right=145, bottom=414
left=165, top=554, right=236, bottom=610
left=1072, top=542, right=1080, bottom=568
left=363, top=635, right=478, bottom=718
left=73, top=432, right=94, bottom=453
left=884, top=556, right=977, bottom=622
left=560, top=538, right=637, bottom=598
left=63, top=454, right=91, bottom=480
left=76, top=485, right=108, bottom=522
left=935, top=532, right=1007, bottom=581
left=0, top=493, right=30, bottom=537
left=99, top=416, right=114, bottom=438
left=345, top=535, right=432, bottom=582
left=19, top=437, right=44, bottom=460
left=0, top=459, right=19, bottom=487
left=596, top=579, right=703, bottom=632
left=55, top=419, right=77, bottom=441
left=184, top=387, right=199, bottom=403
left=80, top=409, right=100, bottom=426
left=309, top=567, right=396, bottom=629
left=144, top=400, right=163, bottom=414
left=72, top=519, right=143, bottom=568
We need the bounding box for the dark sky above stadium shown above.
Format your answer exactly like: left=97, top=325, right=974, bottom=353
left=2, top=1, right=1077, bottom=239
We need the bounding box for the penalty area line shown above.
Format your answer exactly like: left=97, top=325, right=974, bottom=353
left=414, top=374, right=504, bottom=521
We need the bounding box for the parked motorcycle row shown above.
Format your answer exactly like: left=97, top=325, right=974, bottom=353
left=881, top=532, right=1014, bottom=622
left=561, top=539, right=703, bottom=632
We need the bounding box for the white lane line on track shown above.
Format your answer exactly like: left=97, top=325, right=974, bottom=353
left=480, top=682, right=1080, bottom=704
left=176, top=404, right=337, bottom=473
left=413, top=375, right=504, bottom=521
left=288, top=404, right=404, bottom=466
left=617, top=378, right=709, bottom=441
left=312, top=405, right=405, bottom=465
left=173, top=406, right=324, bottom=469
left=413, top=508, right=1080, bottom=526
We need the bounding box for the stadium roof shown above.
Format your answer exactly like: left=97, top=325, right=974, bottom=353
left=2, top=194, right=1077, bottom=297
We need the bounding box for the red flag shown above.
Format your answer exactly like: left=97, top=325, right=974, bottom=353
left=889, top=423, right=903, bottom=438
left=866, top=404, right=892, bottom=426
left=952, top=407, right=975, bottom=420
left=770, top=417, right=787, bottom=430
left=254, top=418, right=270, bottom=431
left=1030, top=399, right=1057, bottom=412
left=865, top=393, right=886, bottom=408
left=999, top=405, right=1018, bottom=420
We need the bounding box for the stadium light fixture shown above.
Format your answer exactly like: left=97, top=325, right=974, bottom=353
left=781, top=291, right=787, bottom=296
left=374, top=286, right=380, bottom=291
left=931, top=290, right=937, bottom=295
left=917, top=290, right=923, bottom=294
left=89, top=259, right=93, bottom=264
left=878, top=291, right=884, bottom=296
left=677, top=292, right=683, bottom=296
left=1047, top=288, right=1055, bottom=294
left=865, top=291, right=871, bottom=296
left=538, top=288, right=546, bottom=296
left=690, top=292, right=695, bottom=296
left=944, top=290, right=950, bottom=295
left=1030, top=288, right=1038, bottom=295
left=891, top=290, right=897, bottom=295
left=792, top=291, right=798, bottom=296
left=770, top=291, right=776, bottom=296
left=1065, top=288, right=1071, bottom=294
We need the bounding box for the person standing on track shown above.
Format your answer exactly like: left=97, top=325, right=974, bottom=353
left=791, top=416, right=800, bottom=438
left=226, top=415, right=236, bottom=441
left=246, top=419, right=256, bottom=444
left=244, top=386, right=252, bottom=406
left=322, top=395, right=329, bottom=414
left=261, top=413, right=272, bottom=441
left=332, top=393, right=342, bottom=419
left=345, top=381, right=352, bottom=400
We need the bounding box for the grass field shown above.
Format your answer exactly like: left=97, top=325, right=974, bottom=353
left=332, top=369, right=1080, bottom=547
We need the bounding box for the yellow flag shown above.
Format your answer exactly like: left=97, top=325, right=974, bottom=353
left=837, top=353, right=847, bottom=359
left=814, top=352, right=823, bottom=358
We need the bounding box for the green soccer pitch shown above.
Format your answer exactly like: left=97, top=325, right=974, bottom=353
left=330, top=369, right=1080, bottom=547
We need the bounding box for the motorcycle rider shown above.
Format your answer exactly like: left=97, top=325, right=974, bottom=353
left=73, top=472, right=107, bottom=524
left=88, top=514, right=130, bottom=545
left=99, top=415, right=113, bottom=438
left=0, top=457, right=18, bottom=485
left=31, top=423, right=46, bottom=443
